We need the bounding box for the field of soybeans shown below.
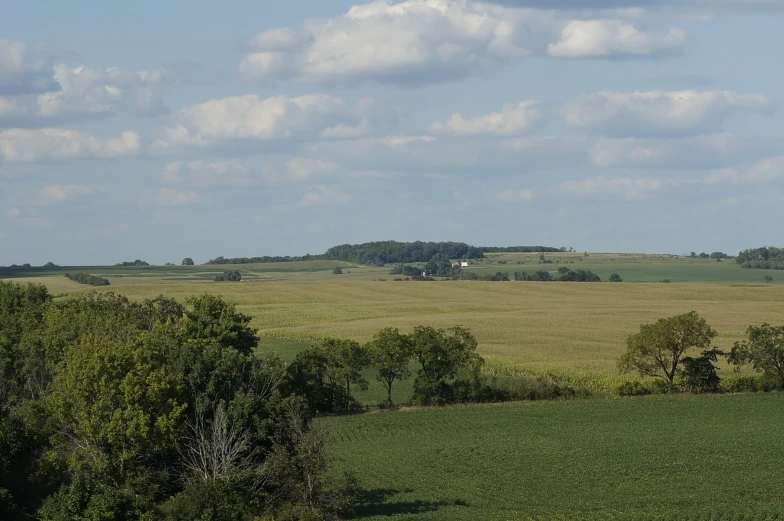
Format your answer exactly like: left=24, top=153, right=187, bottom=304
left=325, top=394, right=784, bottom=521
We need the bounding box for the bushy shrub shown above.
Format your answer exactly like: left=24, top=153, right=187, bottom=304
left=64, top=273, right=110, bottom=286
left=214, top=270, right=242, bottom=282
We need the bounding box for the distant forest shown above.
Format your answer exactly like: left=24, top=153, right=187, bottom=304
left=208, top=241, right=564, bottom=266
left=736, top=247, right=784, bottom=270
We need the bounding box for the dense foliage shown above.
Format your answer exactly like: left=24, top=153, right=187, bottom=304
left=479, top=246, right=563, bottom=253
left=514, top=269, right=602, bottom=282
left=208, top=242, right=563, bottom=267
left=208, top=255, right=322, bottom=264
left=619, top=312, right=718, bottom=389
left=736, top=246, right=784, bottom=270
left=730, top=323, right=784, bottom=388
left=64, top=272, right=111, bottom=286
left=214, top=270, right=242, bottom=282
left=324, top=241, right=484, bottom=266
left=0, top=282, right=355, bottom=521
left=115, top=260, right=151, bottom=267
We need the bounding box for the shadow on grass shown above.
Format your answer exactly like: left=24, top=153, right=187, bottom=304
left=348, top=488, right=467, bottom=518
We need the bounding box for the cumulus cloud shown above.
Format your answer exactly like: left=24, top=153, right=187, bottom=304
left=719, top=191, right=784, bottom=207
left=36, top=64, right=171, bottom=119
left=557, top=175, right=685, bottom=199
left=162, top=159, right=253, bottom=185
left=564, top=90, right=773, bottom=137
left=548, top=20, right=687, bottom=58
left=589, top=133, right=783, bottom=169
left=0, top=40, right=57, bottom=95
left=140, top=188, right=200, bottom=207
left=305, top=134, right=587, bottom=173
left=39, top=184, right=94, bottom=204
left=430, top=101, right=544, bottom=136
left=498, top=188, right=535, bottom=202
left=155, top=94, right=372, bottom=151
left=0, top=41, right=175, bottom=128
left=300, top=185, right=352, bottom=206
left=285, top=158, right=341, bottom=180
left=705, top=156, right=784, bottom=184
left=0, top=128, right=141, bottom=162
left=239, top=0, right=688, bottom=86
left=484, top=0, right=782, bottom=14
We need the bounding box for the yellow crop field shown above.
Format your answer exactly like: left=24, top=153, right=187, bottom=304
left=27, top=278, right=780, bottom=378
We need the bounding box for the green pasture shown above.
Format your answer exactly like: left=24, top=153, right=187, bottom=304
left=325, top=393, right=784, bottom=521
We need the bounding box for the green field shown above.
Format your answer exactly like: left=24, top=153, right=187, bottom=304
left=3, top=253, right=784, bottom=394
left=325, top=394, right=784, bottom=520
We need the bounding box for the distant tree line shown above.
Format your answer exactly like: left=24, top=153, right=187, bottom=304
left=208, top=255, right=321, bottom=265
left=480, top=246, right=563, bottom=253
left=115, top=259, right=150, bottom=267
left=208, top=241, right=564, bottom=267
left=736, top=246, right=784, bottom=270
left=3, top=262, right=57, bottom=269
left=391, top=258, right=608, bottom=283
left=64, top=273, right=110, bottom=286
left=689, top=252, right=731, bottom=260
left=288, top=325, right=575, bottom=413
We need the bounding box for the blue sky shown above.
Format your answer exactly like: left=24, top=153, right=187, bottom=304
left=1, top=0, right=782, bottom=265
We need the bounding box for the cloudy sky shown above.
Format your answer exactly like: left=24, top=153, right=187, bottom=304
left=1, top=0, right=782, bottom=265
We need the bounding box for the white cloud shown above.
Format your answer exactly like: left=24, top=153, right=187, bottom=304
left=3, top=207, right=54, bottom=229
left=705, top=156, right=784, bottom=184
left=140, top=188, right=200, bottom=207
left=484, top=0, right=782, bottom=15
left=0, top=40, right=56, bottom=95
left=548, top=20, right=687, bottom=58
left=36, top=64, right=170, bottom=119
left=430, top=101, right=544, bottom=136
left=39, top=184, right=94, bottom=204
left=239, top=0, right=688, bottom=86
left=162, top=159, right=253, bottom=185
left=0, top=96, right=26, bottom=117
left=305, top=134, right=585, bottom=173
left=38, top=186, right=88, bottom=204
left=155, top=94, right=371, bottom=151
left=719, top=192, right=784, bottom=207
left=498, top=188, right=535, bottom=202
left=285, top=157, right=340, bottom=180
left=590, top=133, right=783, bottom=169
left=564, top=90, right=773, bottom=137
left=0, top=41, right=173, bottom=126
left=300, top=185, right=352, bottom=206
left=557, top=175, right=684, bottom=199
left=0, top=128, right=141, bottom=162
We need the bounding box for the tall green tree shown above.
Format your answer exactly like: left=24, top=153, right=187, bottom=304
left=409, top=326, right=483, bottom=405
left=729, top=323, right=784, bottom=388
left=183, top=295, right=258, bottom=356
left=368, top=328, right=412, bottom=406
left=618, top=311, right=717, bottom=389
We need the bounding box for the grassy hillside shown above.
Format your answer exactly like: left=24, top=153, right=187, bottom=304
left=324, top=394, right=784, bottom=520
